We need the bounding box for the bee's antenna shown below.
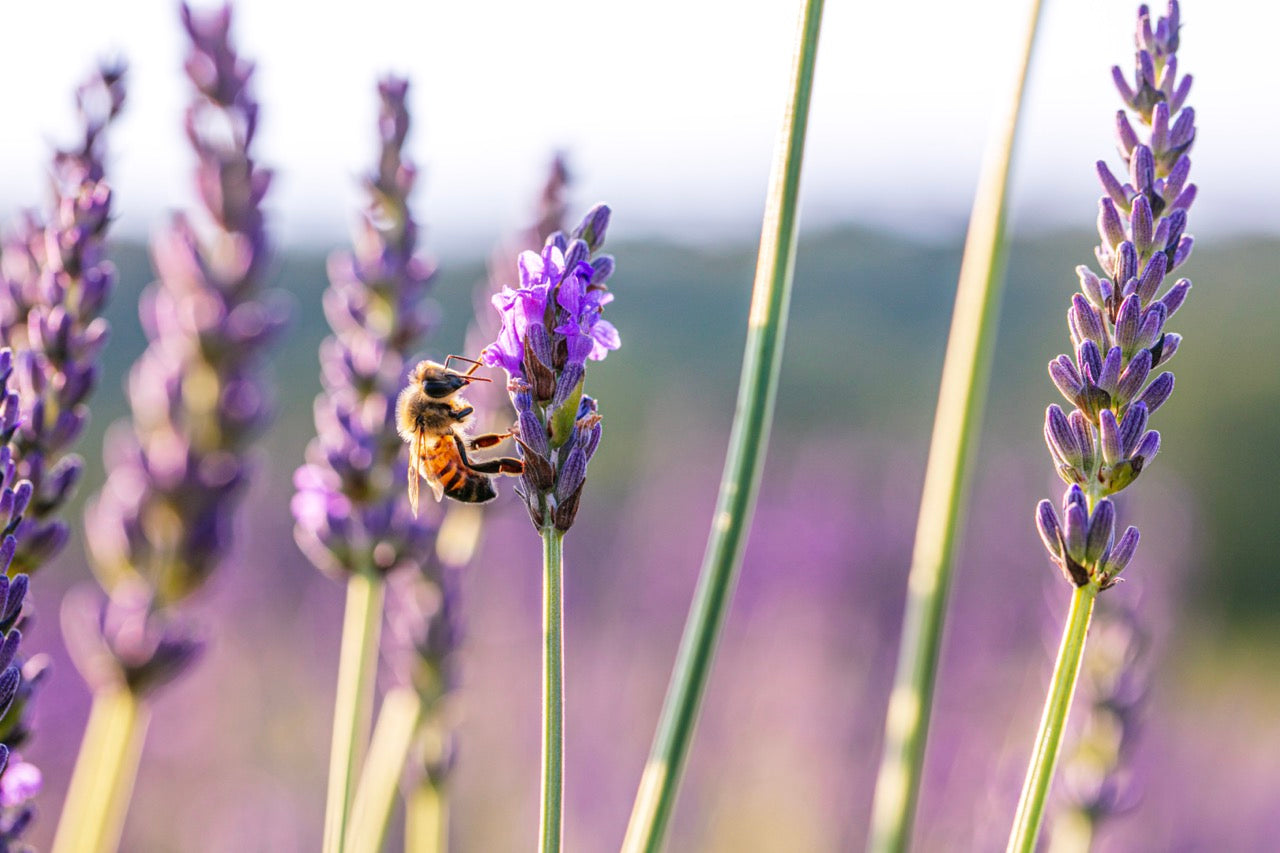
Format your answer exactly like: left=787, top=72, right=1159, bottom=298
left=445, top=354, right=488, bottom=378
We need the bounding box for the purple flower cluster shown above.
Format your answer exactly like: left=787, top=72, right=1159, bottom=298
left=292, top=76, right=436, bottom=579
left=0, top=62, right=126, bottom=574
left=1036, top=1, right=1194, bottom=590
left=481, top=206, right=618, bottom=531
left=69, top=3, right=283, bottom=694
left=0, top=351, right=38, bottom=849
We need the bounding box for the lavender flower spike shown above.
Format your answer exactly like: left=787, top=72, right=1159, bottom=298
left=75, top=1, right=285, bottom=693
left=293, top=76, right=437, bottom=582
left=1010, top=4, right=1196, bottom=849
left=1037, top=0, right=1194, bottom=588
left=482, top=204, right=618, bottom=532
left=0, top=61, right=126, bottom=575
left=0, top=350, right=38, bottom=849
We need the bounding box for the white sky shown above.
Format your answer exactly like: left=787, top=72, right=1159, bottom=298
left=0, top=0, right=1274, bottom=257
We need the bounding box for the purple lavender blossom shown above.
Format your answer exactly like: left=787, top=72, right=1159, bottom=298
left=0, top=350, right=36, bottom=850
left=481, top=205, right=617, bottom=531
left=71, top=3, right=283, bottom=693
left=1036, top=1, right=1194, bottom=589
left=292, top=76, right=436, bottom=580
left=0, top=62, right=125, bottom=575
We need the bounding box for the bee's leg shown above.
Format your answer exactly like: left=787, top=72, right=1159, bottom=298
left=450, top=406, right=474, bottom=421
left=467, top=430, right=512, bottom=450
left=452, top=434, right=524, bottom=475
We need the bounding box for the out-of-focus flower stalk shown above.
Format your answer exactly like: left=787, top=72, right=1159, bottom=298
left=865, top=2, right=1044, bottom=850
left=53, top=6, right=284, bottom=852
left=286, top=76, right=436, bottom=853
left=393, top=155, right=569, bottom=852
left=1009, top=3, right=1195, bottom=849
left=1046, top=591, right=1148, bottom=853
left=1, top=62, right=126, bottom=576
left=620, top=1, right=823, bottom=850
left=0, top=62, right=125, bottom=852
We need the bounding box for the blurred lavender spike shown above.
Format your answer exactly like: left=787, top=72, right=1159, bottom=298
left=292, top=75, right=437, bottom=581
left=384, top=563, right=461, bottom=787
left=77, top=0, right=285, bottom=691
left=0, top=61, right=126, bottom=575
left=1045, top=591, right=1149, bottom=852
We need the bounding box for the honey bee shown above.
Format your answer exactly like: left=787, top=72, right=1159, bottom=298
left=396, top=355, right=524, bottom=515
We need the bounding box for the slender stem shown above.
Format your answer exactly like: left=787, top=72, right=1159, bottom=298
left=620, top=2, right=823, bottom=850
left=865, top=2, right=1044, bottom=850
left=324, top=570, right=386, bottom=853
left=406, top=780, right=449, bottom=853
left=1008, top=583, right=1098, bottom=853
left=51, top=686, right=151, bottom=853
left=346, top=686, right=425, bottom=853
left=539, top=524, right=565, bottom=853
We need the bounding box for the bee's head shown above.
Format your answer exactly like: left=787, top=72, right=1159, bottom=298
left=414, top=359, right=489, bottom=399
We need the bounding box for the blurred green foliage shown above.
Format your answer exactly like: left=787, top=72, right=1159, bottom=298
left=97, top=226, right=1275, bottom=620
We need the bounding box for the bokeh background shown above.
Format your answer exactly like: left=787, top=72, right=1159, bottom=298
left=4, top=0, right=1280, bottom=850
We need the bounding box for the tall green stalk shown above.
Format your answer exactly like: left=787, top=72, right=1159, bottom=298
left=865, top=2, right=1044, bottom=850
left=1007, top=583, right=1098, bottom=852
left=540, top=524, right=566, bottom=853
left=323, top=570, right=386, bottom=853
left=51, top=686, right=151, bottom=853
left=619, top=2, right=823, bottom=849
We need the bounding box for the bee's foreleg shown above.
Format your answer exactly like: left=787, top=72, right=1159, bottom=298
left=467, top=430, right=513, bottom=450
left=450, top=406, right=474, bottom=421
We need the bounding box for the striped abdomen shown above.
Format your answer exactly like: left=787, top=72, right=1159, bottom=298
left=421, top=435, right=498, bottom=504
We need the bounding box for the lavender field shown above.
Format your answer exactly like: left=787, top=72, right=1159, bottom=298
left=8, top=222, right=1276, bottom=851
left=3, top=1, right=1279, bottom=851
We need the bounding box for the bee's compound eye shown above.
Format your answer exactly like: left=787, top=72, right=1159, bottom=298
left=423, top=374, right=468, bottom=398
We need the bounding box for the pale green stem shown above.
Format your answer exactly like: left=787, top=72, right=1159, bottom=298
left=346, top=686, right=425, bottom=853
left=619, top=2, right=824, bottom=850
left=1046, top=808, right=1095, bottom=853
left=1008, top=583, right=1099, bottom=853
left=323, top=570, right=386, bottom=853
left=540, top=524, right=565, bottom=853
left=865, top=2, right=1044, bottom=850
left=50, top=686, right=151, bottom=853
left=406, top=780, right=449, bottom=853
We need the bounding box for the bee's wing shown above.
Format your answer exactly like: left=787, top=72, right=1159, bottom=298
left=408, top=430, right=424, bottom=517
left=427, top=446, right=446, bottom=502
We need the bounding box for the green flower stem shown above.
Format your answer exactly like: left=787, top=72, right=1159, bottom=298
left=619, top=1, right=824, bottom=849
left=50, top=685, right=151, bottom=853
left=346, top=686, right=425, bottom=853
left=323, top=570, right=386, bottom=853
left=1007, top=583, right=1099, bottom=853
left=865, top=2, right=1044, bottom=850
left=540, top=523, right=565, bottom=853
left=405, top=780, right=449, bottom=853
